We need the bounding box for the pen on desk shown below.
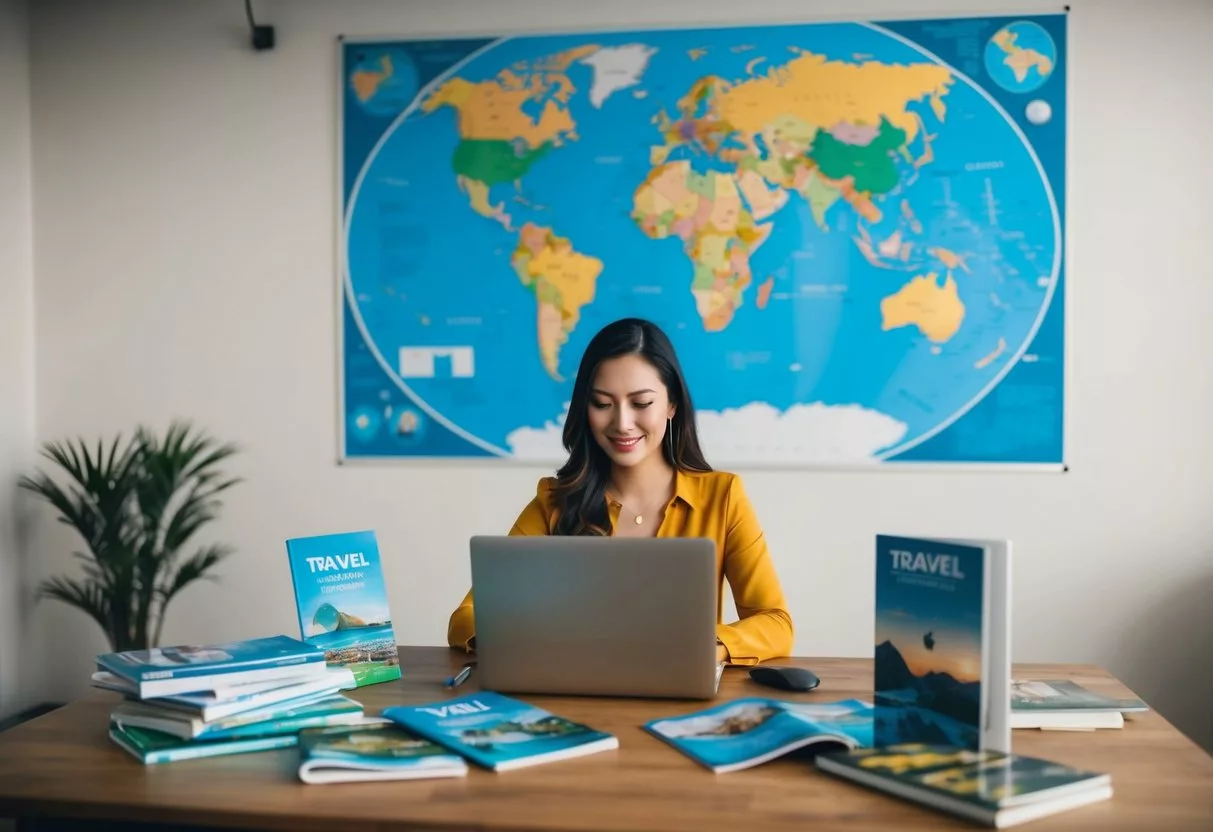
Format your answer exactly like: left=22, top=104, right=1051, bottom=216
left=445, top=661, right=476, bottom=688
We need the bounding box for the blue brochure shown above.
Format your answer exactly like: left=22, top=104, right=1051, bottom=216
left=285, top=530, right=401, bottom=687
left=873, top=534, right=1011, bottom=752
left=96, top=635, right=326, bottom=698
left=383, top=692, right=618, bottom=771
left=644, top=697, right=873, bottom=773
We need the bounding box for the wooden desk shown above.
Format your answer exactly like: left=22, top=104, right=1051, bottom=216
left=0, top=647, right=1210, bottom=831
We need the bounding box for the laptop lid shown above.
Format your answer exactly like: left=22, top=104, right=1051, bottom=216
left=469, top=535, right=720, bottom=699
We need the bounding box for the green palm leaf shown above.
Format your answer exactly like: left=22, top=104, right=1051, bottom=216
left=19, top=422, right=240, bottom=652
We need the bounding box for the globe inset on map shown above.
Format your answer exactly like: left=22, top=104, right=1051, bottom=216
left=983, top=21, right=1057, bottom=94
left=344, top=22, right=1060, bottom=464
left=348, top=48, right=420, bottom=117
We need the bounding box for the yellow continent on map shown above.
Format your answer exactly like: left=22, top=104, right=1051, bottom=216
left=880, top=273, right=966, bottom=343
left=511, top=223, right=604, bottom=380
left=421, top=45, right=596, bottom=147
left=712, top=51, right=952, bottom=144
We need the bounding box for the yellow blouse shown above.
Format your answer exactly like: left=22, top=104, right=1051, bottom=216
left=446, top=469, right=794, bottom=665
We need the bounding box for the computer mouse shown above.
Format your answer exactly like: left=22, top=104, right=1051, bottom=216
left=749, top=665, right=820, bottom=692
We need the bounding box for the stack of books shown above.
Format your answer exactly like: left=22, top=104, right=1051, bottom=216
left=95, top=635, right=368, bottom=764
left=1011, top=679, right=1149, bottom=730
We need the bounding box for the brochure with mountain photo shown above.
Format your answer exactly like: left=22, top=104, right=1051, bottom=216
left=382, top=692, right=618, bottom=772
left=286, top=530, right=401, bottom=687
left=644, top=698, right=873, bottom=773
left=874, top=534, right=1011, bottom=753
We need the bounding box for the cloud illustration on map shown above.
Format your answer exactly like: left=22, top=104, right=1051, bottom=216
left=505, top=402, right=907, bottom=464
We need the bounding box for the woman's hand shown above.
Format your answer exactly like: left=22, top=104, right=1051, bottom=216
left=716, top=642, right=728, bottom=664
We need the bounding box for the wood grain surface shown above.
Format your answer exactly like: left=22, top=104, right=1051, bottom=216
left=0, top=647, right=1209, bottom=831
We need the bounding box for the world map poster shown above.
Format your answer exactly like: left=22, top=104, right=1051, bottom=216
left=338, top=14, right=1066, bottom=467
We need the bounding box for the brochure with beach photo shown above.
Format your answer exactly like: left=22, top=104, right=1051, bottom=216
left=286, top=530, right=401, bottom=687
left=643, top=698, right=874, bottom=773
left=383, top=692, right=618, bottom=772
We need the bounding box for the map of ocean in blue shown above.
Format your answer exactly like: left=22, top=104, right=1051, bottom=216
left=342, top=15, right=1066, bottom=465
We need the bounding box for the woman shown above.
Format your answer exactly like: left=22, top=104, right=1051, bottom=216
left=447, top=317, right=794, bottom=665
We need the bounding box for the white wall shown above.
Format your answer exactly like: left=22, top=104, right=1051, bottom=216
left=0, top=0, right=34, bottom=723
left=25, top=0, right=1213, bottom=751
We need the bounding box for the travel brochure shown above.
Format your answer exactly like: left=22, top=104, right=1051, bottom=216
left=95, top=634, right=328, bottom=699
left=298, top=721, right=468, bottom=784
left=383, top=692, right=619, bottom=772
left=1010, top=678, right=1149, bottom=730
left=644, top=697, right=873, bottom=773
left=285, top=530, right=402, bottom=687
left=873, top=534, right=1011, bottom=753
left=816, top=744, right=1113, bottom=827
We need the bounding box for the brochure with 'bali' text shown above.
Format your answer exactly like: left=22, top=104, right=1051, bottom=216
left=383, top=692, right=618, bottom=771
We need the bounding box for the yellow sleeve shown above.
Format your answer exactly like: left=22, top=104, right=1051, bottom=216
left=713, top=475, right=794, bottom=666
left=446, top=479, right=553, bottom=652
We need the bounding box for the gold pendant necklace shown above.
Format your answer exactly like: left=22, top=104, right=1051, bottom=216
left=634, top=514, right=644, bottom=525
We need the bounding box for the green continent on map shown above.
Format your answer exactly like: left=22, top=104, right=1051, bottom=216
left=809, top=117, right=908, bottom=195
left=511, top=223, right=604, bottom=380
left=633, top=160, right=769, bottom=332
left=452, top=139, right=552, bottom=186
left=422, top=45, right=597, bottom=231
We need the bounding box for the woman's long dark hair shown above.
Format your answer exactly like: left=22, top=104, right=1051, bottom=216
left=551, top=318, right=711, bottom=536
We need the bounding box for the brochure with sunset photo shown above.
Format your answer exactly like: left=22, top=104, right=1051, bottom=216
left=873, top=534, right=1011, bottom=753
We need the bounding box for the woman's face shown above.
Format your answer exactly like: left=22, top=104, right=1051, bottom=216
left=587, top=353, right=675, bottom=470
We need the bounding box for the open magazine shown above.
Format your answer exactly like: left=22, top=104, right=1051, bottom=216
left=644, top=698, right=874, bottom=773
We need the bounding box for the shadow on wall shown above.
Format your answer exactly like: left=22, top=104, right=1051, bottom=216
left=1109, top=570, right=1213, bottom=754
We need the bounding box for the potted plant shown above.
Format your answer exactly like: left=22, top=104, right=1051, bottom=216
left=19, top=421, right=241, bottom=652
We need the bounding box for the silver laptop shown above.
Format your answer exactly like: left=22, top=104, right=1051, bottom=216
left=468, top=535, right=722, bottom=699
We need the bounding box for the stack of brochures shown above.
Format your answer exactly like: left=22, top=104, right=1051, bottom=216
left=96, top=635, right=368, bottom=764
left=1011, top=679, right=1149, bottom=730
